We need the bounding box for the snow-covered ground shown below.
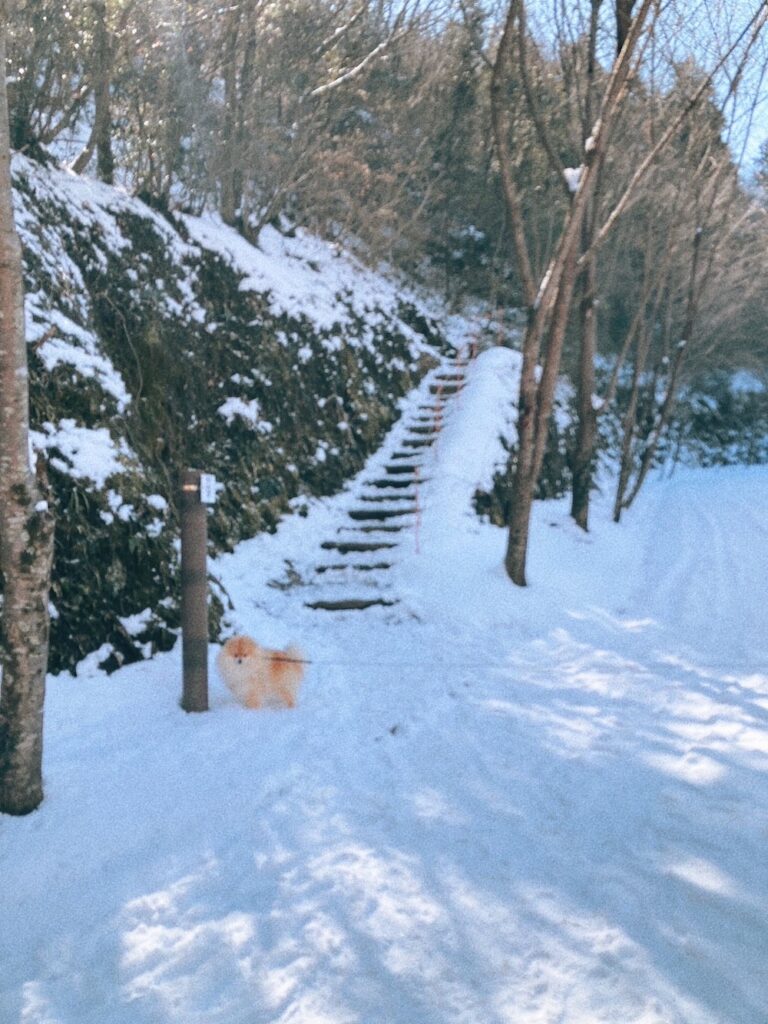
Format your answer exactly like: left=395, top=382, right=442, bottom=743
left=2, top=348, right=767, bottom=1024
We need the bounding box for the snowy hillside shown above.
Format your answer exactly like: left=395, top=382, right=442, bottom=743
left=2, top=348, right=766, bottom=1024
left=12, top=155, right=470, bottom=672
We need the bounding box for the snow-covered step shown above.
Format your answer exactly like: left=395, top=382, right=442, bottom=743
left=364, top=477, right=427, bottom=489
left=383, top=463, right=422, bottom=475
left=357, top=491, right=417, bottom=503
left=303, top=568, right=398, bottom=612
left=406, top=424, right=438, bottom=436
left=306, top=570, right=391, bottom=589
left=384, top=456, right=422, bottom=465
left=347, top=507, right=418, bottom=522
left=339, top=524, right=411, bottom=536
left=306, top=352, right=470, bottom=613
left=378, top=476, right=419, bottom=488
left=320, top=539, right=399, bottom=554
left=400, top=437, right=435, bottom=449
left=305, top=596, right=399, bottom=611
left=314, top=560, right=393, bottom=574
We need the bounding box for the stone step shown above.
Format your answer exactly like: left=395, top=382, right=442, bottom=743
left=347, top=507, right=417, bottom=521
left=342, top=523, right=407, bottom=533
left=321, top=539, right=398, bottom=554
left=365, top=477, right=423, bottom=489
left=306, top=357, right=465, bottom=616
left=306, top=597, right=399, bottom=611
left=358, top=492, right=417, bottom=503
left=314, top=561, right=393, bottom=574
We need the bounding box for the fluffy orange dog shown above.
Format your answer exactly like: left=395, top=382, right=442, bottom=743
left=216, top=635, right=304, bottom=709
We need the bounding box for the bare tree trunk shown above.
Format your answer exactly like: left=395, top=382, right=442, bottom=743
left=220, top=8, right=244, bottom=228
left=495, top=0, right=654, bottom=585
left=616, top=0, right=637, bottom=54
left=504, top=242, right=580, bottom=583
left=531, top=245, right=580, bottom=480
left=618, top=226, right=702, bottom=516
left=72, top=0, right=139, bottom=179
left=569, top=0, right=602, bottom=532
left=611, top=236, right=674, bottom=522
left=0, top=10, right=55, bottom=816
left=570, top=232, right=598, bottom=530
left=92, top=0, right=115, bottom=185
left=613, top=318, right=652, bottom=521
left=621, top=336, right=685, bottom=511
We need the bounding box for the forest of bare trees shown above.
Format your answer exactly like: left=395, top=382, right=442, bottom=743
left=5, top=2, right=766, bottom=306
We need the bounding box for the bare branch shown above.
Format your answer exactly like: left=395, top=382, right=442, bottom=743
left=517, top=0, right=572, bottom=199
left=307, top=10, right=408, bottom=101
left=584, top=2, right=768, bottom=265
left=313, top=3, right=367, bottom=60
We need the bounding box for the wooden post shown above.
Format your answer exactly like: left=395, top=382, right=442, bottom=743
left=180, top=469, right=208, bottom=712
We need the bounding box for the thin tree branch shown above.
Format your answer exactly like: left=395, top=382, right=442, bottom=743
left=307, top=12, right=408, bottom=101
left=517, top=0, right=572, bottom=198
left=584, top=2, right=768, bottom=266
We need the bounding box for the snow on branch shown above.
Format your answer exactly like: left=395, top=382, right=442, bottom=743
left=313, top=4, right=367, bottom=60
left=307, top=9, right=408, bottom=100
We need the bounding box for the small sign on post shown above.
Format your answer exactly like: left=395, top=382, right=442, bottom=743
left=199, top=472, right=218, bottom=505
left=180, top=468, right=212, bottom=712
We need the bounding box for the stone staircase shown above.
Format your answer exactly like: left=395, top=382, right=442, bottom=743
left=304, top=353, right=469, bottom=612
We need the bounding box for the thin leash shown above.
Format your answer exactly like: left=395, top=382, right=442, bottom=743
left=265, top=653, right=510, bottom=671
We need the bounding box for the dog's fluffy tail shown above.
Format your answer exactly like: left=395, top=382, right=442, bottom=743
left=283, top=644, right=305, bottom=667
left=270, top=644, right=305, bottom=708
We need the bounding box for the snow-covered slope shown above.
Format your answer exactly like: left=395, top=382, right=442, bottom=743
left=12, top=155, right=461, bottom=672
left=2, top=349, right=766, bottom=1024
